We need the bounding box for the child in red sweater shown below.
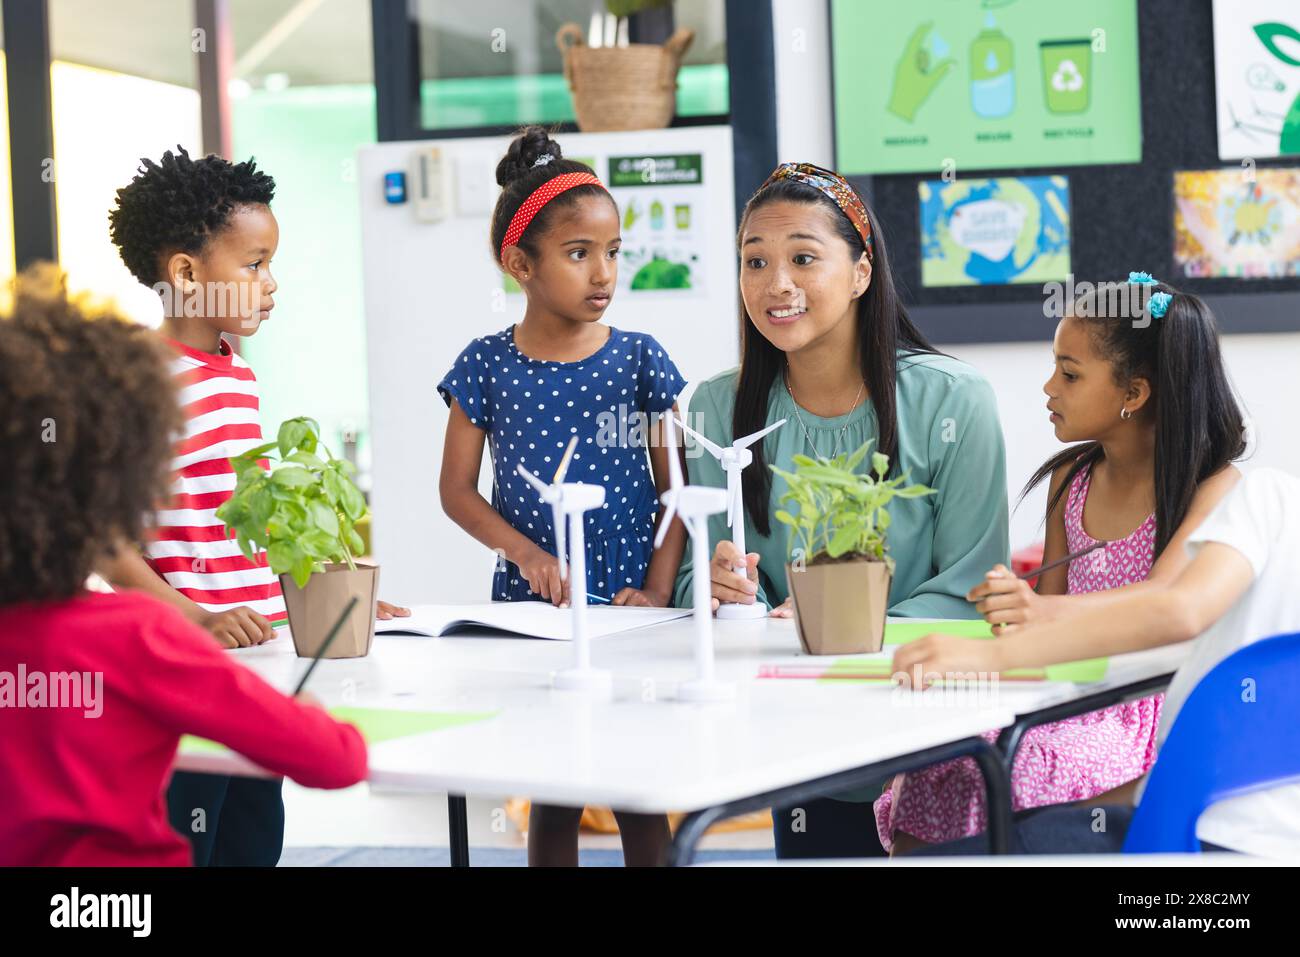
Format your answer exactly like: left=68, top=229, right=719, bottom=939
left=0, top=267, right=367, bottom=866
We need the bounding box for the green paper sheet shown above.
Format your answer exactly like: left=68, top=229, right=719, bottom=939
left=884, top=620, right=995, bottom=644
left=181, top=706, right=497, bottom=755
left=822, top=618, right=1111, bottom=684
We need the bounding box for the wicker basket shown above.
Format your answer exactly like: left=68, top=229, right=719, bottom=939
left=556, top=23, right=694, bottom=132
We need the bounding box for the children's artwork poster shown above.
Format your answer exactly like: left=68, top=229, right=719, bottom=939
left=606, top=153, right=706, bottom=296
left=1173, top=168, right=1300, bottom=279
left=920, top=175, right=1071, bottom=286
left=831, top=0, right=1142, bottom=175
left=503, top=153, right=706, bottom=297
left=1213, top=0, right=1300, bottom=161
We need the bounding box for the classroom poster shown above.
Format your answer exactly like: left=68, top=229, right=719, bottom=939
left=606, top=153, right=706, bottom=296
left=1213, top=0, right=1300, bottom=161
left=920, top=175, right=1071, bottom=286
left=831, top=0, right=1142, bottom=175
left=1173, top=168, right=1300, bottom=279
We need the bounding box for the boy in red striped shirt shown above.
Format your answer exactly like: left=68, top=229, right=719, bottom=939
left=100, top=148, right=404, bottom=865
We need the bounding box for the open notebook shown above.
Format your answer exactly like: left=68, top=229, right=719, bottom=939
left=375, top=603, right=692, bottom=641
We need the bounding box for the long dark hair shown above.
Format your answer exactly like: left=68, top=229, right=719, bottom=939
left=489, top=125, right=611, bottom=265
left=1024, top=282, right=1246, bottom=557
left=735, top=177, right=940, bottom=538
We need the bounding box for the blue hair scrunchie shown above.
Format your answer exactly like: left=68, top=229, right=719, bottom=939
left=1148, top=291, right=1172, bottom=318
left=1128, top=271, right=1158, bottom=285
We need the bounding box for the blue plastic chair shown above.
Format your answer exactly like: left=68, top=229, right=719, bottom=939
left=1123, top=631, right=1300, bottom=853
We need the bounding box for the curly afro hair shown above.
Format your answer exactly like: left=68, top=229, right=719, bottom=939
left=108, top=146, right=276, bottom=286
left=0, top=265, right=183, bottom=603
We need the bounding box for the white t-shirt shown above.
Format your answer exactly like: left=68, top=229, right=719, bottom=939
left=1148, top=467, right=1300, bottom=858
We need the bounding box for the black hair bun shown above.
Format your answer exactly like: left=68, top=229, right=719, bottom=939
left=496, top=126, right=564, bottom=187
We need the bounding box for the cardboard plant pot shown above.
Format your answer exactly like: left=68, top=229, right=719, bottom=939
left=280, top=563, right=380, bottom=659
left=785, top=557, right=892, bottom=655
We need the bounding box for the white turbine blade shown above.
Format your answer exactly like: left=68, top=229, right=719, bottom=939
left=553, top=435, right=578, bottom=483
left=516, top=463, right=551, bottom=498
left=674, top=416, right=724, bottom=459
left=553, top=502, right=567, bottom=579
left=734, top=417, right=787, bottom=450
left=725, top=471, right=741, bottom=528
left=662, top=411, right=683, bottom=490
left=655, top=491, right=677, bottom=549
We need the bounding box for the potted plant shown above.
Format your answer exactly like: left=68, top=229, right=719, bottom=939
left=216, top=416, right=378, bottom=659
left=772, top=441, right=935, bottom=655
left=556, top=1, right=694, bottom=132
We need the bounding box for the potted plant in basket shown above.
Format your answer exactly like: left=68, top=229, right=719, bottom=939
left=772, top=441, right=935, bottom=655
left=216, top=416, right=378, bottom=659
left=556, top=1, right=694, bottom=132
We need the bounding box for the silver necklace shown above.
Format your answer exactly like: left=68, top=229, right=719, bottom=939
left=783, top=368, right=865, bottom=462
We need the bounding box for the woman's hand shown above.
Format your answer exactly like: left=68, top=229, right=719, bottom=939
left=515, top=543, right=566, bottom=606
left=967, top=564, right=1055, bottom=633
left=891, top=633, right=1004, bottom=689
left=708, top=540, right=759, bottom=611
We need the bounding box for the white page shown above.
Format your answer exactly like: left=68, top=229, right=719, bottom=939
left=376, top=602, right=691, bottom=640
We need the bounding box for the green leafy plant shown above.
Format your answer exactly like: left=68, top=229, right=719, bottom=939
left=606, top=0, right=672, bottom=17
left=216, top=417, right=368, bottom=589
left=770, top=440, right=935, bottom=571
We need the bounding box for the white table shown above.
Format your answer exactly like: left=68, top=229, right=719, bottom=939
left=175, top=617, right=1190, bottom=865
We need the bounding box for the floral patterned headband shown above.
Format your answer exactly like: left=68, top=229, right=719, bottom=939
left=760, top=162, right=874, bottom=261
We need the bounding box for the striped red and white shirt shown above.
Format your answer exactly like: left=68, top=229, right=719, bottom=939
left=144, top=337, right=286, bottom=626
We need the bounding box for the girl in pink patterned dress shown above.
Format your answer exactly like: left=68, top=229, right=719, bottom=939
left=875, top=275, right=1247, bottom=853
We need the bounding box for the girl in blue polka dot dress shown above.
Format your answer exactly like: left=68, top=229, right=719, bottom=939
left=437, top=128, right=689, bottom=865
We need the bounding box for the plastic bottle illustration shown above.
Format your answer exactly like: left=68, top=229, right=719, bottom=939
left=650, top=199, right=665, bottom=230
left=970, top=12, right=1014, bottom=119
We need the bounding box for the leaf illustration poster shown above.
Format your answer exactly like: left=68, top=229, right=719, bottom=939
left=831, top=0, right=1142, bottom=175
left=1213, top=0, right=1300, bottom=161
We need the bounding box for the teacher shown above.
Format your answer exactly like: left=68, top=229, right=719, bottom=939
left=670, top=162, right=1010, bottom=858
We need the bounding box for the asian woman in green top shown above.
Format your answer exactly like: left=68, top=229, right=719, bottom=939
left=670, top=163, right=1010, bottom=858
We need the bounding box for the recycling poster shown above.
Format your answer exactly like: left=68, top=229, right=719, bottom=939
left=606, top=153, right=706, bottom=296
left=831, top=0, right=1143, bottom=175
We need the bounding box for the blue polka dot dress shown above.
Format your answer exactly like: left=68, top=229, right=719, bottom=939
left=437, top=325, right=686, bottom=603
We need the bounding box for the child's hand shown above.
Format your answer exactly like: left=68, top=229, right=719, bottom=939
left=611, top=587, right=668, bottom=607
left=376, top=600, right=410, bottom=620
left=769, top=596, right=794, bottom=619
left=200, top=606, right=275, bottom=648
left=967, top=564, right=1046, bottom=633
left=294, top=691, right=324, bottom=709
left=517, top=544, right=565, bottom=606
left=892, top=633, right=1003, bottom=689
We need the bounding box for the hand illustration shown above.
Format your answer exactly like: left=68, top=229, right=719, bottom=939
left=887, top=22, right=956, bottom=123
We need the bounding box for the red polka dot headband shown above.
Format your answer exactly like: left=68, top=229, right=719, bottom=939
left=499, top=172, right=608, bottom=263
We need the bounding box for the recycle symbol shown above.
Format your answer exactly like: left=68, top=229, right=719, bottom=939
left=1051, top=59, right=1084, bottom=92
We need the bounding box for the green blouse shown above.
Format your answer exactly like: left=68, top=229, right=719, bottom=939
left=671, top=351, right=1010, bottom=619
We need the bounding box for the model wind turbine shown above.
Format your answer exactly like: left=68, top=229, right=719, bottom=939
left=656, top=412, right=734, bottom=701
left=675, top=416, right=787, bottom=619
left=516, top=437, right=611, bottom=693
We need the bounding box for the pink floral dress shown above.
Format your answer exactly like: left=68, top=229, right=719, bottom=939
left=873, top=463, right=1163, bottom=851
